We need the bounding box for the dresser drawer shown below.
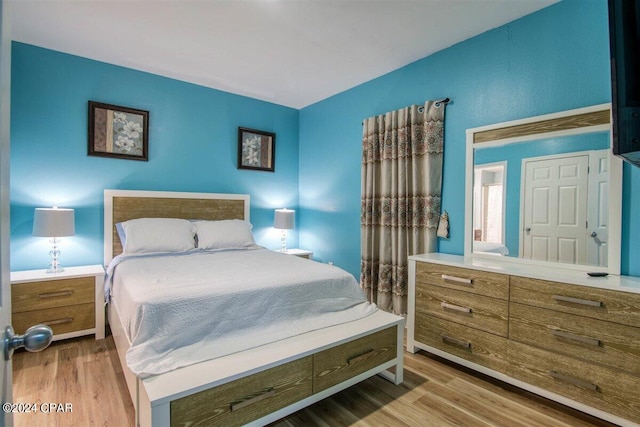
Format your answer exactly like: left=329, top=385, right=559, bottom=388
left=12, top=302, right=94, bottom=335
left=313, top=326, right=397, bottom=393
left=415, top=314, right=508, bottom=373
left=508, top=340, right=640, bottom=423
left=416, top=262, right=509, bottom=300
left=12, top=277, right=95, bottom=313
left=509, top=303, right=640, bottom=376
left=171, top=356, right=312, bottom=427
left=416, top=283, right=508, bottom=337
left=510, top=276, right=640, bottom=327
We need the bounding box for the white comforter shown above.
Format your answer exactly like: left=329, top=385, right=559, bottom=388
left=107, top=248, right=377, bottom=377
left=473, top=241, right=510, bottom=255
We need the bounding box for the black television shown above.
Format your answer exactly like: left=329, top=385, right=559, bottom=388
left=608, top=0, right=640, bottom=167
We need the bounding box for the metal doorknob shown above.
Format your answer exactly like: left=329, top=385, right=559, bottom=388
left=591, top=231, right=598, bottom=238
left=3, top=325, right=53, bottom=361
left=525, top=227, right=531, bottom=232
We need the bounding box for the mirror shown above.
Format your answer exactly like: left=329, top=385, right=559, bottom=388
left=465, top=104, right=622, bottom=274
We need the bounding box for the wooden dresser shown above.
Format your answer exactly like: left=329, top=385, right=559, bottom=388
left=408, top=253, right=640, bottom=427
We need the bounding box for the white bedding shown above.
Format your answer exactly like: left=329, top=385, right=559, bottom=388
left=107, top=248, right=377, bottom=377
left=473, top=241, right=510, bottom=255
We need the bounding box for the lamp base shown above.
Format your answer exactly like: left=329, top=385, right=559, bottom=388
left=46, top=237, right=64, bottom=274
left=280, top=229, right=288, bottom=251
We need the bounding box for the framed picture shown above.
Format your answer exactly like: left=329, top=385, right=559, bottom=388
left=237, top=127, right=275, bottom=172
left=88, top=101, right=149, bottom=161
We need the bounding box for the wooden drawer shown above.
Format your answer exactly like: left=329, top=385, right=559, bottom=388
left=509, top=303, right=640, bottom=375
left=416, top=262, right=509, bottom=300
left=12, top=277, right=94, bottom=313
left=414, top=313, right=509, bottom=373
left=416, top=283, right=508, bottom=337
left=12, top=302, right=94, bottom=335
left=508, top=340, right=640, bottom=423
left=510, top=276, right=640, bottom=327
left=313, top=326, right=397, bottom=393
left=171, top=356, right=312, bottom=427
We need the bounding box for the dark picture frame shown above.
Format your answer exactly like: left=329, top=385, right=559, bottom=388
left=237, top=127, right=276, bottom=172
left=88, top=101, right=149, bottom=161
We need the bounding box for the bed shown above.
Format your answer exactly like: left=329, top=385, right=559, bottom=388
left=104, top=189, right=404, bottom=427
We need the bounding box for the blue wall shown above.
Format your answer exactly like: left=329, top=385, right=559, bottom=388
left=10, top=0, right=640, bottom=277
left=299, top=0, right=640, bottom=277
left=10, top=43, right=299, bottom=271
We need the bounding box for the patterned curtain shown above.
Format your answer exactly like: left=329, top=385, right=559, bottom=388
left=360, top=100, right=445, bottom=315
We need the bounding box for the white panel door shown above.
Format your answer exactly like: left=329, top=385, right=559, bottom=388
left=587, top=150, right=609, bottom=267
left=522, top=154, right=589, bottom=264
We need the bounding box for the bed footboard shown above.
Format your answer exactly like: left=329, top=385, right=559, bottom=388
left=137, top=311, right=403, bottom=427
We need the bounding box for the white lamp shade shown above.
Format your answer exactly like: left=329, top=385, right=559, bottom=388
left=274, top=208, right=295, bottom=230
left=33, top=208, right=75, bottom=237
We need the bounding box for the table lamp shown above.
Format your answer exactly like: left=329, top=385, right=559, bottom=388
left=33, top=207, right=75, bottom=273
left=273, top=208, right=294, bottom=251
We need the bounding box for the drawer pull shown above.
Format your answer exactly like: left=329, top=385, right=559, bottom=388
left=440, top=302, right=472, bottom=314
left=42, top=317, right=73, bottom=326
left=230, top=387, right=275, bottom=412
left=38, top=290, right=73, bottom=299
left=441, top=274, right=472, bottom=285
left=441, top=334, right=472, bottom=350
left=551, top=329, right=601, bottom=347
left=347, top=349, right=376, bottom=366
left=549, top=370, right=599, bottom=391
left=552, top=295, right=602, bottom=307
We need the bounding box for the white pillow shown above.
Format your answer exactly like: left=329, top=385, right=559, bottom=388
left=194, top=220, right=255, bottom=250
left=115, top=222, right=127, bottom=247
left=120, top=218, right=196, bottom=254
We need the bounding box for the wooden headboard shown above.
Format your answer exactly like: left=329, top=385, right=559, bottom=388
left=104, top=189, right=250, bottom=265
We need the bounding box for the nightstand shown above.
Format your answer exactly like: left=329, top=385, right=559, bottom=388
left=279, top=249, right=313, bottom=259
left=10, top=265, right=105, bottom=341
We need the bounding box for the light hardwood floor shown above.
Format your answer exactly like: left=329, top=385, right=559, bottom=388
left=12, top=334, right=616, bottom=427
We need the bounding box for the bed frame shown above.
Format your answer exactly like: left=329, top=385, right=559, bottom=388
left=104, top=189, right=404, bottom=427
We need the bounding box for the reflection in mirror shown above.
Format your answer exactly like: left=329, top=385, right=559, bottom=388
left=465, top=104, right=622, bottom=274
left=473, top=163, right=507, bottom=255
left=473, top=132, right=610, bottom=267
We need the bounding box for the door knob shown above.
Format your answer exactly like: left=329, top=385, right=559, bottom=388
left=525, top=227, right=531, bottom=232
left=591, top=231, right=598, bottom=238
left=3, top=325, right=53, bottom=361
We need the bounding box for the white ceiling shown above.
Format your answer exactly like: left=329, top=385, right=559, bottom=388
left=9, top=0, right=558, bottom=109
